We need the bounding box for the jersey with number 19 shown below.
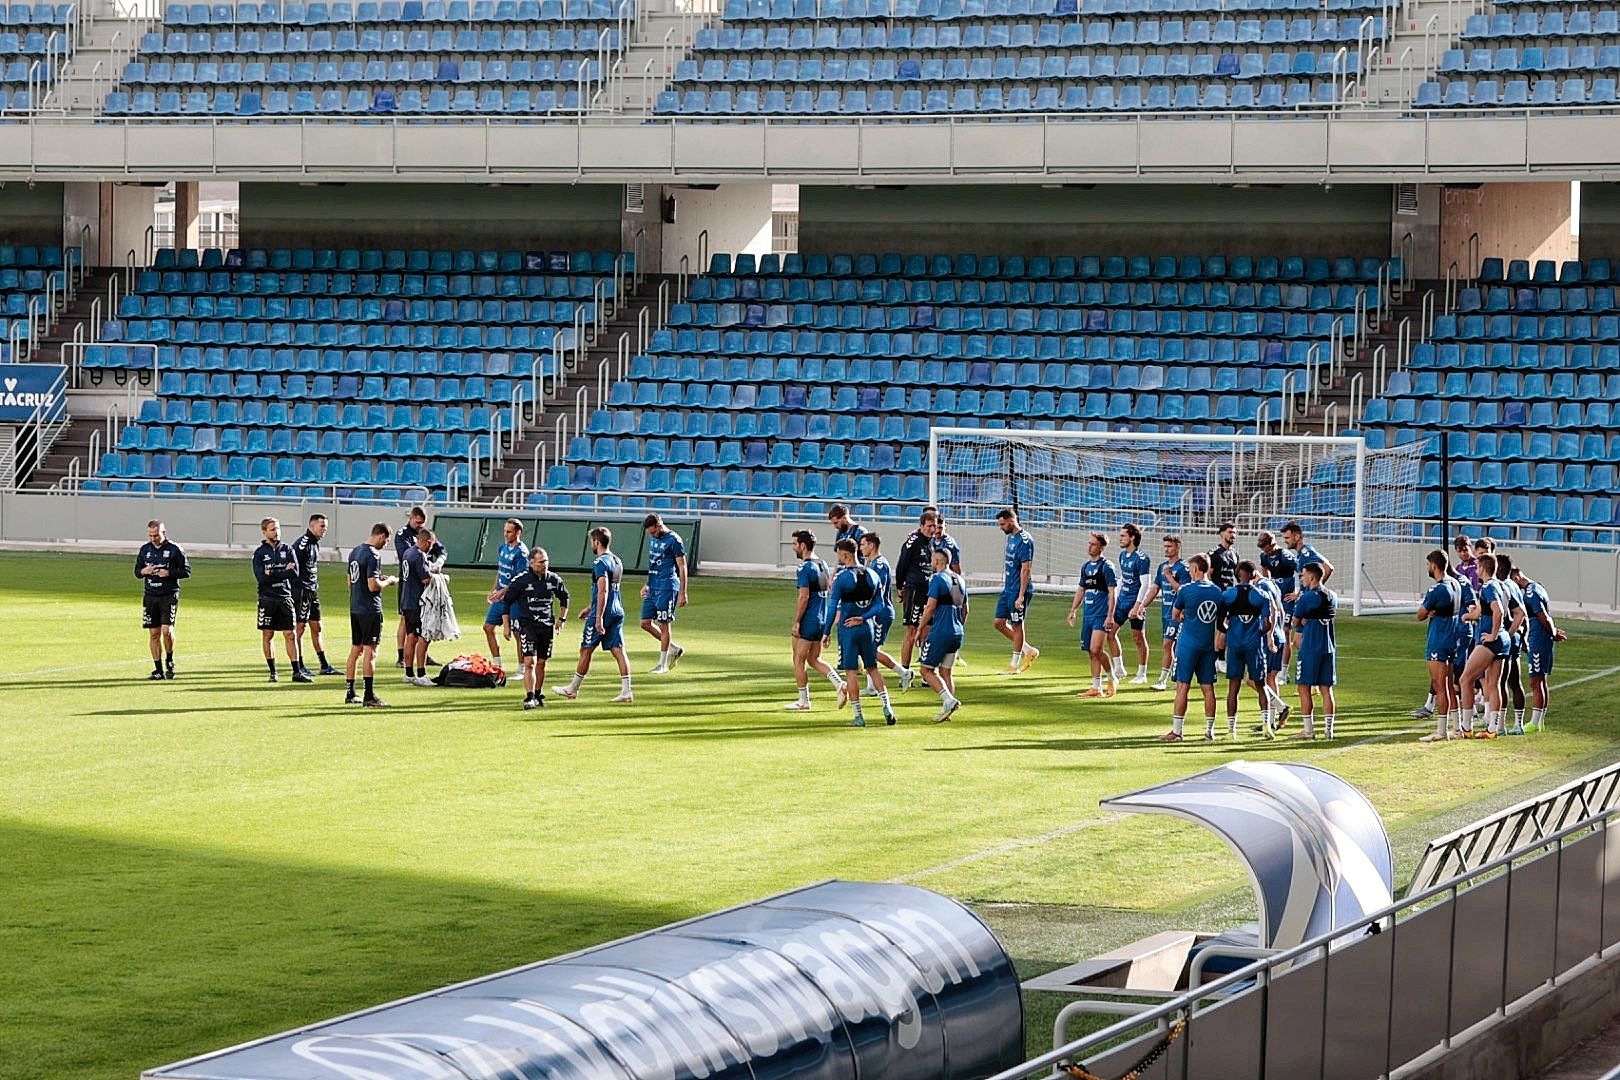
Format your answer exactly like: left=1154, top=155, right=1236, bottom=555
left=1421, top=576, right=1461, bottom=663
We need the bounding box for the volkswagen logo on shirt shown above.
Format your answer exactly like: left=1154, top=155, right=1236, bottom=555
left=1197, top=600, right=1219, bottom=624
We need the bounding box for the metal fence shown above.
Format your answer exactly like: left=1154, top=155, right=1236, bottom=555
left=990, top=807, right=1620, bottom=1080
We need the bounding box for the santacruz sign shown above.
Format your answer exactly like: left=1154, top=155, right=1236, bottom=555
left=0, top=364, right=65, bottom=423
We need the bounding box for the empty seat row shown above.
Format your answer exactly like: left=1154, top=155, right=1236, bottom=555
left=0, top=3, right=70, bottom=24
left=1439, top=43, right=1620, bottom=73
left=658, top=78, right=1342, bottom=112
left=1362, top=396, right=1616, bottom=429
left=1416, top=75, right=1617, bottom=107
left=568, top=434, right=928, bottom=470
left=151, top=371, right=527, bottom=402
left=676, top=50, right=1356, bottom=82
left=626, top=354, right=1294, bottom=390
left=89, top=344, right=548, bottom=375
left=0, top=266, right=62, bottom=288
left=97, top=452, right=473, bottom=486
left=132, top=270, right=606, bottom=298
left=149, top=245, right=620, bottom=272
left=1464, top=9, right=1618, bottom=38
left=688, top=275, right=1364, bottom=305
left=708, top=250, right=1384, bottom=280
left=117, top=295, right=584, bottom=322
left=1410, top=341, right=1620, bottom=369
left=108, top=84, right=583, bottom=116
left=107, top=318, right=564, bottom=350
left=123, top=56, right=597, bottom=84
left=0, top=59, right=49, bottom=80
left=695, top=17, right=1369, bottom=49
left=121, top=421, right=498, bottom=457
left=161, top=0, right=625, bottom=24
left=1399, top=428, right=1620, bottom=464
left=722, top=0, right=1373, bottom=21
left=139, top=25, right=617, bottom=53
left=1477, top=256, right=1610, bottom=283
left=1431, top=312, right=1620, bottom=341
left=1423, top=459, right=1619, bottom=494
left=0, top=30, right=66, bottom=52
left=1383, top=368, right=1620, bottom=400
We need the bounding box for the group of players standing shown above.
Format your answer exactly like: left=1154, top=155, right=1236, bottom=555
left=1413, top=533, right=1568, bottom=741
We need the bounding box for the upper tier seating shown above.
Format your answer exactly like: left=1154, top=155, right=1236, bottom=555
left=0, top=242, right=76, bottom=357
left=85, top=246, right=624, bottom=501
left=533, top=250, right=1377, bottom=519
left=658, top=0, right=1379, bottom=115
left=1415, top=4, right=1620, bottom=107
left=1357, top=256, right=1620, bottom=543
left=101, top=0, right=628, bottom=116
left=0, top=4, right=75, bottom=110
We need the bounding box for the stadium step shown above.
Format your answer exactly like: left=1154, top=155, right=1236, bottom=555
left=482, top=272, right=676, bottom=502
left=29, top=266, right=120, bottom=368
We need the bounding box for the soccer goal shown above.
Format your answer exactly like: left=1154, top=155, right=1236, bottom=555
left=928, top=428, right=1426, bottom=615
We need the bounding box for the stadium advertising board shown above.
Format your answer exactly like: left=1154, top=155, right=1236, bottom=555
left=0, top=364, right=66, bottom=423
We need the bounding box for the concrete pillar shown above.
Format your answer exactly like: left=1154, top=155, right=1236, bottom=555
left=658, top=183, right=773, bottom=274
left=109, top=184, right=158, bottom=266
left=62, top=181, right=104, bottom=264
left=1392, top=184, right=1442, bottom=280
left=1439, top=182, right=1576, bottom=277
left=60, top=181, right=158, bottom=266
left=172, top=181, right=201, bottom=252
left=622, top=182, right=663, bottom=281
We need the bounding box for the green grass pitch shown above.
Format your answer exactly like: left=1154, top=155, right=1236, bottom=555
left=3, top=548, right=1619, bottom=1079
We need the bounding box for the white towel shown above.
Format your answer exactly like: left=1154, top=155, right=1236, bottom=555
left=420, top=573, right=461, bottom=644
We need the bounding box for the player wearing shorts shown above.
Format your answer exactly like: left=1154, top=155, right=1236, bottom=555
left=135, top=518, right=190, bottom=680
left=1489, top=554, right=1529, bottom=734
left=1067, top=532, right=1119, bottom=698
left=555, top=527, right=634, bottom=703
left=1457, top=552, right=1510, bottom=739
left=1290, top=563, right=1339, bottom=740
left=784, top=529, right=843, bottom=711
left=253, top=517, right=309, bottom=684
left=1416, top=550, right=1462, bottom=742
left=399, top=529, right=437, bottom=687
left=482, top=518, right=529, bottom=670
left=1163, top=553, right=1224, bottom=741
left=1109, top=523, right=1152, bottom=684
left=344, top=522, right=397, bottom=707
left=292, top=513, right=337, bottom=676
left=1252, top=561, right=1291, bottom=732
left=1257, top=530, right=1300, bottom=681
left=859, top=533, right=912, bottom=692
left=917, top=546, right=968, bottom=723
left=1219, top=560, right=1274, bottom=740
left=1132, top=534, right=1190, bottom=692
left=493, top=547, right=570, bottom=710
left=894, top=509, right=939, bottom=672
left=993, top=508, right=1039, bottom=674
left=393, top=505, right=426, bottom=666
left=825, top=538, right=895, bottom=727
left=1511, top=563, right=1565, bottom=734
left=640, top=513, right=689, bottom=674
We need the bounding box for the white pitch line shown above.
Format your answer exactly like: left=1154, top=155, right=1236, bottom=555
left=1, top=650, right=249, bottom=680
left=893, top=663, right=1620, bottom=883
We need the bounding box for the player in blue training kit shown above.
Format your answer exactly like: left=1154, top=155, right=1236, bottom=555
left=1511, top=562, right=1566, bottom=734
left=482, top=518, right=529, bottom=670
left=784, top=529, right=844, bottom=711
left=1132, top=534, right=1191, bottom=692
left=993, top=508, right=1040, bottom=674
left=1458, top=551, right=1509, bottom=738
left=1068, top=531, right=1119, bottom=698
left=1251, top=561, right=1292, bottom=732
left=828, top=504, right=867, bottom=558
left=1281, top=521, right=1334, bottom=593
left=1219, top=560, right=1274, bottom=740
left=1258, top=530, right=1301, bottom=681
left=344, top=522, right=397, bottom=707
left=136, top=519, right=191, bottom=680
left=859, top=533, right=913, bottom=693
left=1109, top=523, right=1153, bottom=685
left=1490, top=553, right=1530, bottom=735
left=1290, top=563, right=1338, bottom=739
left=917, top=545, right=968, bottom=723
left=554, top=527, right=634, bottom=704
left=1164, top=553, right=1224, bottom=741
left=1416, top=549, right=1462, bottom=742
left=254, top=516, right=310, bottom=684
left=640, top=513, right=690, bottom=675
left=825, top=537, right=896, bottom=727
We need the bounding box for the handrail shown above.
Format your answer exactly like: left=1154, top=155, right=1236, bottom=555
left=1399, top=231, right=1415, bottom=297
left=697, top=227, right=709, bottom=274
left=1466, top=230, right=1481, bottom=285
left=1348, top=370, right=1365, bottom=428
left=1320, top=399, right=1338, bottom=436
left=987, top=807, right=1620, bottom=1080
left=1397, top=314, right=1413, bottom=373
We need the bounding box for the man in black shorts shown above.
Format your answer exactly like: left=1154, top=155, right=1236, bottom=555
left=399, top=527, right=436, bottom=687
left=135, top=518, right=190, bottom=680
left=254, top=516, right=310, bottom=683
left=292, top=513, right=339, bottom=676
left=489, top=546, right=571, bottom=710
left=893, top=508, right=940, bottom=672
left=345, top=522, right=397, bottom=707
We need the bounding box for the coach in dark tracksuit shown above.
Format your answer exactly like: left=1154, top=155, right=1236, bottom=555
left=254, top=516, right=310, bottom=684
left=894, top=507, right=940, bottom=672
left=136, top=519, right=190, bottom=680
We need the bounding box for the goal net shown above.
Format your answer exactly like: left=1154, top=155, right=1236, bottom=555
left=928, top=429, right=1426, bottom=615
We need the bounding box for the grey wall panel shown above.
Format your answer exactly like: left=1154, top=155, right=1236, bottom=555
left=1506, top=851, right=1561, bottom=1001
left=1387, top=902, right=1454, bottom=1065
left=1264, top=955, right=1326, bottom=1078
left=1235, top=118, right=1325, bottom=167
left=125, top=125, right=214, bottom=169
left=763, top=124, right=859, bottom=173
left=580, top=124, right=673, bottom=171
left=952, top=122, right=1042, bottom=171
left=487, top=125, right=580, bottom=172
left=301, top=124, right=397, bottom=170
left=27, top=124, right=111, bottom=168
left=1600, top=825, right=1620, bottom=951
left=1428, top=118, right=1527, bottom=168
left=857, top=124, right=951, bottom=173
left=1327, top=119, right=1426, bottom=168
left=1185, top=988, right=1264, bottom=1079
left=394, top=126, right=485, bottom=171
left=215, top=123, right=302, bottom=168
left=1140, top=120, right=1230, bottom=169
left=1450, top=874, right=1509, bottom=1035
left=673, top=125, right=765, bottom=171
left=1527, top=116, right=1620, bottom=167
left=1556, top=831, right=1605, bottom=973
left=1044, top=121, right=1137, bottom=171
left=1323, top=928, right=1394, bottom=1080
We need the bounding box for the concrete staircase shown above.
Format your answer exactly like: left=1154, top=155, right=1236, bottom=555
left=51, top=16, right=149, bottom=111
left=606, top=10, right=710, bottom=112
left=1354, top=0, right=1475, bottom=106
left=1294, top=277, right=1446, bottom=436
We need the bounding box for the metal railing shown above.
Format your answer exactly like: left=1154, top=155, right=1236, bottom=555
left=0, top=364, right=69, bottom=491
left=989, top=806, right=1620, bottom=1080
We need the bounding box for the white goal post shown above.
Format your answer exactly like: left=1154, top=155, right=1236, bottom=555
left=927, top=428, right=1427, bottom=616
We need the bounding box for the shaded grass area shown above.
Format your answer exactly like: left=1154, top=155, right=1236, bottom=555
left=2, top=549, right=1617, bottom=1078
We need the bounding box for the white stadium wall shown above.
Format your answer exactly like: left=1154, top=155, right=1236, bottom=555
left=236, top=182, right=626, bottom=251
left=796, top=183, right=1395, bottom=259
left=659, top=183, right=774, bottom=273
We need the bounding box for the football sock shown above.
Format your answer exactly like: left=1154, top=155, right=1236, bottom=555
left=878, top=690, right=892, bottom=710
left=153, top=660, right=164, bottom=675
left=1204, top=716, right=1216, bottom=739
left=1300, top=713, right=1315, bottom=737
left=1423, top=692, right=1437, bottom=712
left=317, top=650, right=329, bottom=668
left=1158, top=667, right=1171, bottom=684
left=363, top=676, right=374, bottom=697
left=825, top=670, right=843, bottom=688
left=1433, top=711, right=1448, bottom=738
left=165, top=651, right=174, bottom=665
left=851, top=700, right=864, bottom=722
left=1459, top=708, right=1473, bottom=733
left=1171, top=715, right=1185, bottom=736
left=1091, top=676, right=1102, bottom=690
left=798, top=685, right=811, bottom=705
left=346, top=679, right=355, bottom=696
left=620, top=676, right=633, bottom=694
left=1136, top=664, right=1148, bottom=678
left=1010, top=651, right=1021, bottom=669
left=1265, top=685, right=1287, bottom=713
left=1323, top=714, right=1335, bottom=739
left=1226, top=713, right=1238, bottom=737
left=1485, top=709, right=1499, bottom=734
left=266, top=658, right=276, bottom=675
left=1514, top=709, right=1525, bottom=729
left=659, top=650, right=670, bottom=666
left=566, top=672, right=584, bottom=693
left=397, top=648, right=405, bottom=663
left=1532, top=707, right=1547, bottom=729
left=1450, top=708, right=1463, bottom=734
